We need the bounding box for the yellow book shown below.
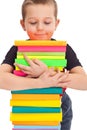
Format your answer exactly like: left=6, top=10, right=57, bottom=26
left=10, top=99, right=61, bottom=107
left=10, top=112, right=62, bottom=121
left=17, top=52, right=65, bottom=56
left=17, top=55, right=65, bottom=59
left=15, top=40, right=66, bottom=46
left=12, top=121, right=60, bottom=126
left=11, top=94, right=61, bottom=100
left=16, top=66, right=64, bottom=71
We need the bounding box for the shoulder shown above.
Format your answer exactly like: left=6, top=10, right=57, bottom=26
left=9, top=45, right=18, bottom=52
left=66, top=44, right=82, bottom=70
left=66, top=44, right=74, bottom=52
left=66, top=43, right=77, bottom=58
left=5, top=45, right=18, bottom=56
left=1, top=45, right=18, bottom=68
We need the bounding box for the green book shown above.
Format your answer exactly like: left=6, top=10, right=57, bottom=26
left=12, top=106, right=61, bottom=113
left=15, top=59, right=67, bottom=67
left=11, top=87, right=63, bottom=94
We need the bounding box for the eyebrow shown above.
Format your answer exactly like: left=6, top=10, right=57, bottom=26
left=27, top=17, right=53, bottom=20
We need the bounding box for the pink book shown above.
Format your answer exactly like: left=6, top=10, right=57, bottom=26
left=12, top=128, right=60, bottom=130
left=18, top=46, right=66, bottom=52
left=13, top=70, right=27, bottom=77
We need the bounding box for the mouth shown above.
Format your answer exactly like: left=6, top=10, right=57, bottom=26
left=35, top=33, right=46, bottom=36
left=34, top=33, right=47, bottom=38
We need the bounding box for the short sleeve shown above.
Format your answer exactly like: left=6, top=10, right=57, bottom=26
left=65, top=44, right=82, bottom=70
left=1, top=46, right=17, bottom=68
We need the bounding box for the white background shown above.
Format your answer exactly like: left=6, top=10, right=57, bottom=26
left=0, top=0, right=87, bottom=130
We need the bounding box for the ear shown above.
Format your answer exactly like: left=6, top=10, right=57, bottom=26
left=55, top=19, right=60, bottom=30
left=20, top=19, right=26, bottom=31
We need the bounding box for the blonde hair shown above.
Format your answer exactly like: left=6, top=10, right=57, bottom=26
left=21, top=0, right=58, bottom=20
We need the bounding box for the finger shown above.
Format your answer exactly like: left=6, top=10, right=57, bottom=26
left=58, top=73, right=70, bottom=82
left=23, top=53, right=35, bottom=66
left=48, top=68, right=57, bottom=76
left=49, top=67, right=55, bottom=71
left=56, top=68, right=60, bottom=73
left=14, top=63, right=32, bottom=73
left=14, top=63, right=26, bottom=70
left=53, top=72, right=64, bottom=79
left=26, top=74, right=33, bottom=78
left=14, top=63, right=25, bottom=69
left=33, top=59, right=47, bottom=67
left=21, top=66, right=33, bottom=73
left=40, top=70, right=50, bottom=78
left=21, top=70, right=32, bottom=75
left=33, top=59, right=48, bottom=73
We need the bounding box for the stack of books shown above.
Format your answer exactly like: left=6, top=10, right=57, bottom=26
left=10, top=40, right=67, bottom=130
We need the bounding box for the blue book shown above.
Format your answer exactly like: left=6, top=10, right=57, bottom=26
left=12, top=106, right=61, bottom=113
left=11, top=87, right=63, bottom=94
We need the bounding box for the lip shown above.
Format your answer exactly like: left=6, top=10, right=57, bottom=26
left=34, top=33, right=47, bottom=38
left=35, top=33, right=46, bottom=35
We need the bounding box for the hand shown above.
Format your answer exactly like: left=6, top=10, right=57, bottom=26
left=14, top=53, right=48, bottom=78
left=39, top=69, right=70, bottom=88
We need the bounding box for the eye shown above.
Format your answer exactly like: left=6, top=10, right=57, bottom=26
left=44, top=21, right=51, bottom=25
left=30, top=22, right=37, bottom=25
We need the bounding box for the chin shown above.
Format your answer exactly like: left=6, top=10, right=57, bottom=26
left=31, top=36, right=51, bottom=40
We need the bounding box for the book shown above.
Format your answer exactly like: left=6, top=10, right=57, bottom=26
left=11, top=94, right=61, bottom=100
left=17, top=55, right=65, bottom=59
left=12, top=106, right=61, bottom=113
left=10, top=99, right=61, bottom=107
left=10, top=112, right=62, bottom=121
left=15, top=40, right=66, bottom=46
left=11, top=87, right=63, bottom=94
left=17, top=52, right=65, bottom=56
left=18, top=46, right=66, bottom=52
left=12, top=121, right=60, bottom=126
left=15, top=59, right=67, bottom=67
left=13, top=125, right=61, bottom=129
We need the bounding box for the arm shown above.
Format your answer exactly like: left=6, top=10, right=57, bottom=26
left=0, top=64, right=44, bottom=90
left=60, top=66, right=87, bottom=90
left=63, top=44, right=87, bottom=90
left=0, top=64, right=69, bottom=90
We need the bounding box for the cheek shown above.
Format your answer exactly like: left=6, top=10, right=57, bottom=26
left=27, top=31, right=37, bottom=40
left=45, top=24, right=56, bottom=32
left=26, top=26, right=35, bottom=32
left=27, top=31, right=34, bottom=36
left=25, top=23, right=36, bottom=32
left=28, top=31, right=34, bottom=35
left=45, top=27, right=55, bottom=39
left=46, top=32, right=54, bottom=39
left=26, top=27, right=36, bottom=37
left=45, top=27, right=55, bottom=35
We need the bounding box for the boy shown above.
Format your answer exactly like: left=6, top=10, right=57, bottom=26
left=0, top=0, right=86, bottom=130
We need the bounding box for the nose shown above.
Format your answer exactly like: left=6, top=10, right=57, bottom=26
left=37, top=22, right=44, bottom=30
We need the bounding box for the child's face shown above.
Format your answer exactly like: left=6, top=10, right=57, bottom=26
left=20, top=4, right=59, bottom=40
